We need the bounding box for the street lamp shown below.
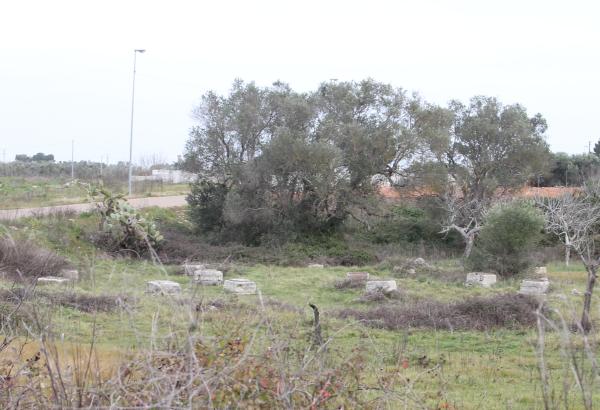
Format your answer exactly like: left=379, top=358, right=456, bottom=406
left=128, top=48, right=146, bottom=196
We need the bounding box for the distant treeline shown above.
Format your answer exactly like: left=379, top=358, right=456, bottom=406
left=537, top=152, right=600, bottom=187
left=0, top=160, right=142, bottom=181
left=15, top=153, right=55, bottom=162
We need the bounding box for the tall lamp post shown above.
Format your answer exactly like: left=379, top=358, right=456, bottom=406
left=128, top=49, right=146, bottom=196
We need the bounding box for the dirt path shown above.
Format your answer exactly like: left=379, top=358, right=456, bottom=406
left=0, top=195, right=187, bottom=221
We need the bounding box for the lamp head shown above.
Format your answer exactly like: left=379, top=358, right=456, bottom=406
left=135, top=49, right=146, bottom=53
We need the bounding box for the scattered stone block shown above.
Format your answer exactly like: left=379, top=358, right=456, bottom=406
left=308, top=264, right=324, bottom=268
left=519, top=278, right=550, bottom=295
left=413, top=257, right=427, bottom=266
left=193, top=269, right=223, bottom=285
left=224, top=278, right=257, bottom=295
left=365, top=280, right=397, bottom=294
left=183, top=264, right=205, bottom=276
left=37, top=276, right=70, bottom=285
left=465, top=272, right=497, bottom=288
left=60, top=269, right=79, bottom=280
left=146, top=280, right=182, bottom=295
left=572, top=288, right=582, bottom=296
left=346, top=271, right=369, bottom=283
left=534, top=266, right=548, bottom=276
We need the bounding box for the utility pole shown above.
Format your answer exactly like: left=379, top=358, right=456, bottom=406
left=128, top=49, right=146, bottom=197
left=71, top=140, right=74, bottom=180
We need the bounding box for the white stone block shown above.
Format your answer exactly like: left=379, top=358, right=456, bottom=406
left=308, top=264, right=324, bottom=268
left=365, top=280, right=397, bottom=293
left=413, top=257, right=427, bottom=266
left=519, top=278, right=550, bottom=295
left=183, top=264, right=205, bottom=276
left=37, top=276, right=70, bottom=285
left=466, top=272, right=497, bottom=288
left=146, top=280, right=182, bottom=295
left=193, top=269, right=223, bottom=285
left=346, top=271, right=369, bottom=282
left=224, top=278, right=257, bottom=295
left=60, top=269, right=79, bottom=280
left=534, top=266, right=548, bottom=276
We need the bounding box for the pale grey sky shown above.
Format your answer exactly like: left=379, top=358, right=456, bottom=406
left=1, top=0, right=598, bottom=163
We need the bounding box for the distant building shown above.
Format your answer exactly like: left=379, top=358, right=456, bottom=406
left=151, top=169, right=197, bottom=184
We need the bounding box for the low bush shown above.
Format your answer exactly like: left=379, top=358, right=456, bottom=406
left=282, top=236, right=377, bottom=266
left=337, top=293, right=543, bottom=331
left=468, top=201, right=544, bottom=276
left=370, top=204, right=442, bottom=244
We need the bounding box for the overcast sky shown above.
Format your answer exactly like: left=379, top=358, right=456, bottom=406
left=1, top=0, right=598, bottom=164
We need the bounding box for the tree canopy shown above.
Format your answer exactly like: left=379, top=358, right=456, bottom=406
left=182, top=80, right=550, bottom=245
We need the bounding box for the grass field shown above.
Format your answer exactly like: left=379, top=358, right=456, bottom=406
left=1, top=208, right=599, bottom=408
left=0, top=176, right=189, bottom=209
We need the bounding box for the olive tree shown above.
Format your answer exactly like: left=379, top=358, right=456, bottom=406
left=536, top=181, right=600, bottom=332
left=439, top=96, right=550, bottom=258
left=182, top=79, right=433, bottom=243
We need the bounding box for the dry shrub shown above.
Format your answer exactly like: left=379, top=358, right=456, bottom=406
left=0, top=234, right=69, bottom=281
left=0, top=288, right=128, bottom=313
left=333, top=278, right=365, bottom=290
left=0, top=318, right=370, bottom=408
left=44, top=292, right=128, bottom=313
left=392, top=266, right=466, bottom=284
left=338, top=293, right=542, bottom=331
left=357, top=289, right=405, bottom=303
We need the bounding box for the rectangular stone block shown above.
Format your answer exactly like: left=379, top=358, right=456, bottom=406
left=183, top=264, right=205, bottom=276
left=37, top=276, right=71, bottom=285
left=224, top=278, right=257, bottom=295
left=60, top=269, right=79, bottom=280
left=146, top=280, right=182, bottom=295
left=347, top=272, right=370, bottom=283
left=466, top=272, right=497, bottom=288
left=365, top=280, right=397, bottom=293
left=193, top=269, right=223, bottom=285
left=534, top=266, right=548, bottom=276
left=308, top=264, right=324, bottom=268
left=519, top=279, right=550, bottom=295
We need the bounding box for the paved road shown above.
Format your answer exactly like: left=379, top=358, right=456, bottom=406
left=0, top=195, right=188, bottom=221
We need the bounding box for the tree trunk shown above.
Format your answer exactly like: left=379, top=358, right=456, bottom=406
left=581, top=265, right=597, bottom=333
left=564, top=235, right=571, bottom=267
left=463, top=234, right=475, bottom=259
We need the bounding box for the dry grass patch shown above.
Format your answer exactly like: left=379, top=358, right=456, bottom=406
left=0, top=234, right=70, bottom=281
left=338, top=293, right=543, bottom=331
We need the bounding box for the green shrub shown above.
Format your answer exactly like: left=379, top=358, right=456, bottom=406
left=282, top=235, right=376, bottom=266
left=370, top=204, right=461, bottom=247
left=187, top=179, right=228, bottom=233
left=468, top=201, right=544, bottom=276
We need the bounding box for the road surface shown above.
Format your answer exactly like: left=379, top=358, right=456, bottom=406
left=0, top=195, right=188, bottom=221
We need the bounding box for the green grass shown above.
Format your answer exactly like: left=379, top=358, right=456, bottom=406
left=1, top=208, right=599, bottom=408
left=0, top=176, right=189, bottom=209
